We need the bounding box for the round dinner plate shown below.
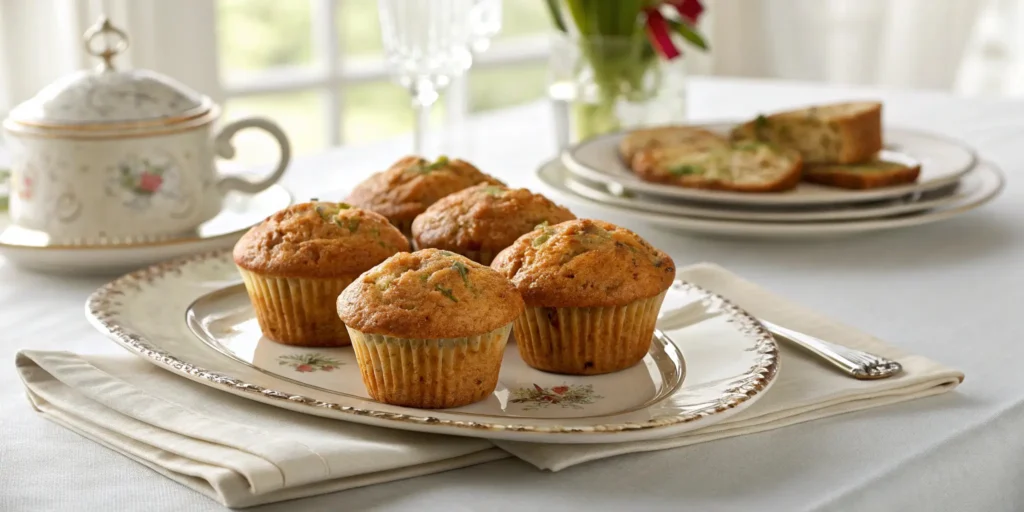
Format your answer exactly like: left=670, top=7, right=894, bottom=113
left=0, top=185, right=291, bottom=275
left=86, top=250, right=779, bottom=444
left=564, top=166, right=980, bottom=223
left=562, top=122, right=978, bottom=207
left=538, top=157, right=1004, bottom=239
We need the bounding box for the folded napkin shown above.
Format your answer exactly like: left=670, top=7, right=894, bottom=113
left=14, top=263, right=964, bottom=508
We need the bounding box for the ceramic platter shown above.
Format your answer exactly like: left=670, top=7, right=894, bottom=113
left=538, top=157, right=1005, bottom=240
left=562, top=122, right=978, bottom=207
left=86, top=250, right=779, bottom=444
left=0, top=185, right=291, bottom=275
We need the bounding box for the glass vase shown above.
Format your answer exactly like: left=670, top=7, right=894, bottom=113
left=548, top=32, right=688, bottom=149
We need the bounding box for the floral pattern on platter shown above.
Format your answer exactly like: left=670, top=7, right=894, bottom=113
left=509, top=383, right=603, bottom=410
left=278, top=353, right=344, bottom=373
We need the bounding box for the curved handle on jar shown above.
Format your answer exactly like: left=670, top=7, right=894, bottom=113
left=214, top=117, right=291, bottom=195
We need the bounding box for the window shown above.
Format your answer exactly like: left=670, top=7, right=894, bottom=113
left=215, top=0, right=553, bottom=164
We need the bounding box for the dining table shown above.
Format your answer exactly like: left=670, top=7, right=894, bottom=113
left=2, top=76, right=1023, bottom=512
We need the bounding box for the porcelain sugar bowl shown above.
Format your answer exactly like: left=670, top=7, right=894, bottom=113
left=2, top=17, right=290, bottom=246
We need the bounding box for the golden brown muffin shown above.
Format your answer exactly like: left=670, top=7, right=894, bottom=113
left=491, top=219, right=675, bottom=375
left=233, top=201, right=409, bottom=347
left=410, top=184, right=576, bottom=264
left=345, top=155, right=505, bottom=235
left=337, top=248, right=525, bottom=408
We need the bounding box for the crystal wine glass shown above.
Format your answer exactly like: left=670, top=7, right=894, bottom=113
left=378, top=0, right=477, bottom=156
left=469, top=0, right=502, bottom=54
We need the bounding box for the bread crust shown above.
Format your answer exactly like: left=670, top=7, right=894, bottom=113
left=803, top=162, right=921, bottom=189
left=834, top=103, right=883, bottom=164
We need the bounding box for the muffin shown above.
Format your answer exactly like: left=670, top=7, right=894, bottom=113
left=233, top=201, right=409, bottom=346
left=411, top=184, right=576, bottom=264
left=337, top=249, right=525, bottom=408
left=491, top=219, right=676, bottom=375
left=346, top=155, right=504, bottom=235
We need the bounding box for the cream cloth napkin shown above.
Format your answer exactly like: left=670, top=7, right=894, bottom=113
left=14, top=263, right=964, bottom=508
left=491, top=263, right=965, bottom=469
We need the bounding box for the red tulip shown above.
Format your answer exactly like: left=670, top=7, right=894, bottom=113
left=645, top=9, right=679, bottom=60
left=676, top=0, right=704, bottom=24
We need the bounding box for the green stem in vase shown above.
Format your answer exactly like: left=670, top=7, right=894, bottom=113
left=556, top=0, right=659, bottom=139
left=574, top=36, right=658, bottom=139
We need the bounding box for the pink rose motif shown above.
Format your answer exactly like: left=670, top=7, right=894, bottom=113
left=552, top=386, right=569, bottom=395
left=18, top=176, right=32, bottom=201
left=138, top=172, right=163, bottom=194
left=321, top=365, right=335, bottom=372
left=295, top=364, right=313, bottom=372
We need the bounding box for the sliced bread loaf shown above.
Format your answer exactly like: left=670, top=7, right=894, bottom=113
left=618, top=125, right=728, bottom=163
left=730, top=102, right=883, bottom=164
left=803, top=159, right=921, bottom=189
left=630, top=141, right=803, bottom=193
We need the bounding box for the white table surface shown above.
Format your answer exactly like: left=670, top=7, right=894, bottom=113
left=3, top=77, right=1024, bottom=512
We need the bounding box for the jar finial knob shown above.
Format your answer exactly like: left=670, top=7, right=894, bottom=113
left=83, top=16, right=129, bottom=71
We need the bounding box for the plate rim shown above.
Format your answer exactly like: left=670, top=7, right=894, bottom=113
left=539, top=157, right=1005, bottom=237
left=84, top=249, right=781, bottom=443
left=563, top=167, right=977, bottom=223
left=562, top=123, right=980, bottom=206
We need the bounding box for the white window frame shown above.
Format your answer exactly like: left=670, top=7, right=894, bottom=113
left=214, top=0, right=552, bottom=147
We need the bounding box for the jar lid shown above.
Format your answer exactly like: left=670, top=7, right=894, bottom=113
left=5, top=17, right=214, bottom=132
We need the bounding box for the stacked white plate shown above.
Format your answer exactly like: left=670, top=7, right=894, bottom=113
left=537, top=122, right=1004, bottom=239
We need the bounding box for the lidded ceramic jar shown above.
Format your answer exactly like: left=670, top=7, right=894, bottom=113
left=2, top=17, right=290, bottom=245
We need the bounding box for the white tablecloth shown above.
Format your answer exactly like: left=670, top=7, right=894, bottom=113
left=2, top=77, right=1023, bottom=511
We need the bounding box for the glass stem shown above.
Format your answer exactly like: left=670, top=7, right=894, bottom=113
left=413, top=101, right=430, bottom=155
left=411, top=79, right=439, bottom=156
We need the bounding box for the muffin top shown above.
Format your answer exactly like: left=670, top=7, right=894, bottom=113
left=490, top=219, right=676, bottom=308
left=411, top=184, right=576, bottom=262
left=345, top=155, right=504, bottom=227
left=233, top=201, right=410, bottom=278
left=337, top=249, right=525, bottom=339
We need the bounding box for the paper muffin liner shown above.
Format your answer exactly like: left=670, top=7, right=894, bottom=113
left=347, top=323, right=512, bottom=408
left=238, top=268, right=356, bottom=347
left=513, top=290, right=668, bottom=375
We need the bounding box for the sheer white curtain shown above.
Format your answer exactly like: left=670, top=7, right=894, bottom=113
left=690, top=0, right=989, bottom=92
left=0, top=0, right=90, bottom=114
left=0, top=0, right=220, bottom=116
